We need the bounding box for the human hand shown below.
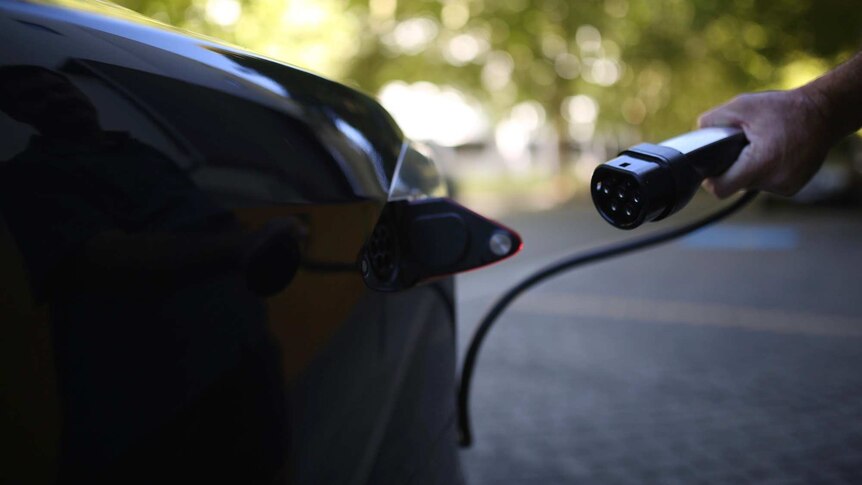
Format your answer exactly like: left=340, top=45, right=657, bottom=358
left=697, top=88, right=835, bottom=198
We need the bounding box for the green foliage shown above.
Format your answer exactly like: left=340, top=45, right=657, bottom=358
left=115, top=0, right=860, bottom=141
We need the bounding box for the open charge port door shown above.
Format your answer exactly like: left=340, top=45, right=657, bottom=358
left=361, top=198, right=522, bottom=292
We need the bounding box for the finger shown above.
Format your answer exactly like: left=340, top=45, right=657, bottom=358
left=700, top=178, right=715, bottom=195
left=701, top=178, right=717, bottom=197
left=698, top=106, right=743, bottom=129
left=705, top=144, right=761, bottom=198
left=697, top=94, right=755, bottom=128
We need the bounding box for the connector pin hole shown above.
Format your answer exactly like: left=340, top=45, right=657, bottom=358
left=620, top=162, right=630, bottom=167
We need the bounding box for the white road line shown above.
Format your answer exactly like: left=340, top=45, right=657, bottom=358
left=511, top=292, right=862, bottom=338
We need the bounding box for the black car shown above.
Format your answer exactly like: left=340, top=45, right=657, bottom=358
left=0, top=1, right=520, bottom=483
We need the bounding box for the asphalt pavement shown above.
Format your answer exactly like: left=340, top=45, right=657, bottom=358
left=456, top=194, right=862, bottom=485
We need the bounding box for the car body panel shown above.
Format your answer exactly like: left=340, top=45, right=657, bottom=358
left=0, top=1, right=464, bottom=483
left=0, top=0, right=404, bottom=204
left=0, top=215, right=61, bottom=484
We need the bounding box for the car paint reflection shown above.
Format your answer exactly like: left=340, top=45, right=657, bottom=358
left=0, top=2, right=464, bottom=483
left=0, top=64, right=293, bottom=480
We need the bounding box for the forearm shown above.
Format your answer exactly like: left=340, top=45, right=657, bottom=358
left=799, top=51, right=862, bottom=142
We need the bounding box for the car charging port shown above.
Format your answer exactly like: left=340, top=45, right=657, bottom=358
left=361, top=198, right=521, bottom=292
left=366, top=220, right=399, bottom=283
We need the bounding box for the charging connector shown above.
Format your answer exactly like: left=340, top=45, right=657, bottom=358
left=592, top=127, right=747, bottom=229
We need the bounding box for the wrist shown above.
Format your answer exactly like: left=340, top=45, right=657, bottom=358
left=797, top=53, right=862, bottom=141
left=795, top=83, right=842, bottom=145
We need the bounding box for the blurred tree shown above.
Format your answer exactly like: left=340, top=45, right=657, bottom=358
left=116, top=0, right=860, bottom=148
left=340, top=0, right=860, bottom=138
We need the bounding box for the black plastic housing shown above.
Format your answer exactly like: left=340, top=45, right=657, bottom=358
left=591, top=127, right=748, bottom=229
left=361, top=198, right=522, bottom=291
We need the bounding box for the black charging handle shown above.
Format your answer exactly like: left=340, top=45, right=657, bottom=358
left=591, top=127, right=748, bottom=229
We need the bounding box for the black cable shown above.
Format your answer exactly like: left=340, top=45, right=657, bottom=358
left=457, top=190, right=759, bottom=447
